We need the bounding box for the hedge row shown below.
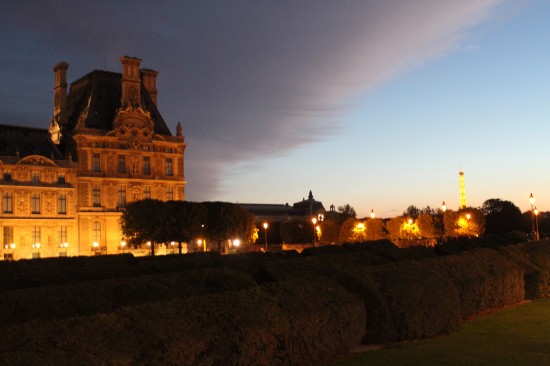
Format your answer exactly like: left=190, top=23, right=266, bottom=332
left=0, top=266, right=257, bottom=328
left=0, top=278, right=364, bottom=366
left=497, top=240, right=550, bottom=299
left=259, top=247, right=526, bottom=343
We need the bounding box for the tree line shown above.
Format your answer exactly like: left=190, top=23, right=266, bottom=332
left=121, top=200, right=256, bottom=255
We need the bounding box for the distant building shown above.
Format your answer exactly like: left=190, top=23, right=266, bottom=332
left=240, top=190, right=326, bottom=222
left=0, top=56, right=186, bottom=260
left=240, top=190, right=326, bottom=244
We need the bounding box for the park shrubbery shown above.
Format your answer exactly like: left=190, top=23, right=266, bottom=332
left=0, top=278, right=363, bottom=366
left=497, top=240, right=550, bottom=299
left=0, top=266, right=258, bottom=328
left=0, top=238, right=548, bottom=364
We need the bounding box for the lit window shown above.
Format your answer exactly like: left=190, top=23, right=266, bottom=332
left=93, top=222, right=101, bottom=243
left=92, top=153, right=100, bottom=172
left=3, top=192, right=13, bottom=214
left=143, top=157, right=151, bottom=175
left=118, top=186, right=126, bottom=208
left=31, top=193, right=41, bottom=214
left=118, top=155, right=126, bottom=174
left=58, top=194, right=67, bottom=214
left=166, top=187, right=174, bottom=201
left=92, top=185, right=101, bottom=207
left=32, top=226, right=41, bottom=244
left=3, top=226, right=13, bottom=246
left=166, top=158, right=173, bottom=176
left=59, top=226, right=67, bottom=244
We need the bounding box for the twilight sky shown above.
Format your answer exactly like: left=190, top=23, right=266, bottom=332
left=1, top=0, right=549, bottom=217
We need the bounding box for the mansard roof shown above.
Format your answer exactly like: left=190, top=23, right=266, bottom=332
left=66, top=70, right=171, bottom=135
left=0, top=124, right=64, bottom=162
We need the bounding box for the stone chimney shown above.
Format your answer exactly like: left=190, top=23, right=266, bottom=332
left=53, top=61, right=69, bottom=127
left=120, top=56, right=142, bottom=108
left=140, top=69, right=158, bottom=107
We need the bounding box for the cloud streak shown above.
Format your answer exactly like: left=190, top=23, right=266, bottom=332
left=0, top=0, right=503, bottom=200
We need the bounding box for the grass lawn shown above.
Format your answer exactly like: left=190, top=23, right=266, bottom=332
left=331, top=300, right=550, bottom=366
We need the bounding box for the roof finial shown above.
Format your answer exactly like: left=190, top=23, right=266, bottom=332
left=308, top=190, right=313, bottom=200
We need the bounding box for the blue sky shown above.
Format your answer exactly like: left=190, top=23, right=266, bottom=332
left=1, top=1, right=549, bottom=218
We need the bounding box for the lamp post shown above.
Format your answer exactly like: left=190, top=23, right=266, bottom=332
left=93, top=241, right=99, bottom=254
left=441, top=201, right=447, bottom=213
left=534, top=207, right=540, bottom=241
left=370, top=210, right=376, bottom=240
left=121, top=240, right=126, bottom=253
left=197, top=239, right=206, bottom=252
left=262, top=222, right=268, bottom=251
left=312, top=217, right=317, bottom=246
left=466, top=213, right=471, bottom=239
left=529, top=193, right=536, bottom=240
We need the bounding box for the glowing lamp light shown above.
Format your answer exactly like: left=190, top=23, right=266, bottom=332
left=10, top=243, right=15, bottom=249
left=147, top=241, right=151, bottom=247
left=370, top=209, right=375, bottom=219
left=233, top=239, right=240, bottom=247
left=441, top=201, right=447, bottom=213
left=197, top=239, right=203, bottom=246
left=93, top=242, right=99, bottom=248
left=466, top=213, right=471, bottom=220
left=263, top=222, right=268, bottom=230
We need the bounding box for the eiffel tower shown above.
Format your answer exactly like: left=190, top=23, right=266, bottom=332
left=459, top=167, right=468, bottom=209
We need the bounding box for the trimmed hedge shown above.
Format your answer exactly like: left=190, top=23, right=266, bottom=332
left=421, top=249, right=525, bottom=319
left=0, top=266, right=258, bottom=327
left=263, top=277, right=365, bottom=366
left=497, top=240, right=550, bottom=299
left=0, top=279, right=364, bottom=366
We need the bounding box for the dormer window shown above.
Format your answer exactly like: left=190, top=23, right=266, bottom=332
left=32, top=172, right=39, bottom=183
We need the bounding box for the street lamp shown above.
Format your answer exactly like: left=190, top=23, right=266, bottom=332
left=121, top=240, right=126, bottom=253
left=534, top=207, right=540, bottom=241
left=312, top=217, right=317, bottom=246
left=197, top=239, right=206, bottom=252
left=93, top=241, right=99, bottom=254
left=262, top=222, right=268, bottom=251
left=529, top=193, right=537, bottom=240
left=408, top=218, right=413, bottom=240
left=466, top=213, right=471, bottom=238
left=441, top=201, right=447, bottom=213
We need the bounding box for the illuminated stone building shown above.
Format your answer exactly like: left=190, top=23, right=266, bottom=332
left=0, top=57, right=186, bottom=260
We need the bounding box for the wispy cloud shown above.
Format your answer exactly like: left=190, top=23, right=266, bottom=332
left=0, top=0, right=503, bottom=200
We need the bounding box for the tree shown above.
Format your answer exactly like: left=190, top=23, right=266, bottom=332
left=121, top=199, right=167, bottom=256
left=202, top=201, right=256, bottom=252
left=456, top=208, right=485, bottom=237
left=319, top=217, right=341, bottom=244
left=443, top=211, right=459, bottom=238
left=416, top=213, right=437, bottom=239
left=280, top=218, right=312, bottom=244
left=386, top=217, right=404, bottom=241
left=402, top=205, right=420, bottom=218
left=365, top=218, right=386, bottom=241
left=338, top=218, right=357, bottom=243
left=338, top=204, right=357, bottom=218
left=163, top=201, right=208, bottom=254
left=482, top=198, right=523, bottom=235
